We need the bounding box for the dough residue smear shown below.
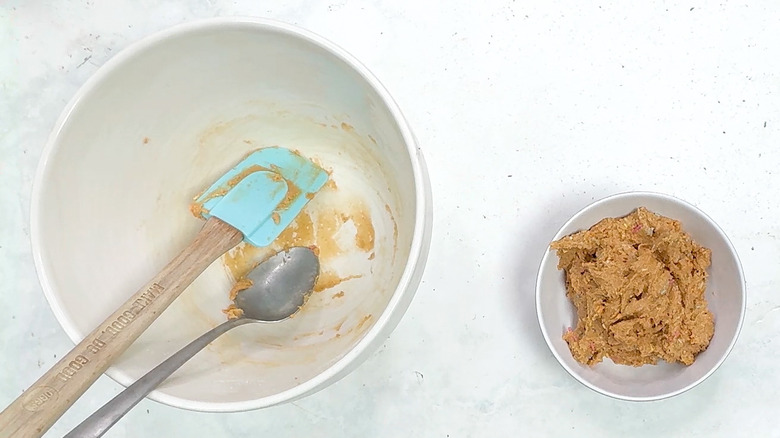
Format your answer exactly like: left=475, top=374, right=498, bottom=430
left=222, top=304, right=244, bottom=320
left=314, top=272, right=362, bottom=293
left=551, top=207, right=714, bottom=367
left=385, top=204, right=398, bottom=262
left=221, top=276, right=254, bottom=316
left=228, top=277, right=253, bottom=301
left=275, top=176, right=302, bottom=211
left=189, top=202, right=208, bottom=218
left=351, top=208, right=375, bottom=252
left=355, top=314, right=373, bottom=331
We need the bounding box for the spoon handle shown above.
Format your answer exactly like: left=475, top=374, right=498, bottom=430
left=65, top=317, right=251, bottom=438
left=0, top=217, right=243, bottom=438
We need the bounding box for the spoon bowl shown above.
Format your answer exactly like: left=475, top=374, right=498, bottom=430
left=237, top=247, right=319, bottom=322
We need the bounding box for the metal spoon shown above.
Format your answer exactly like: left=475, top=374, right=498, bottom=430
left=65, top=247, right=319, bottom=438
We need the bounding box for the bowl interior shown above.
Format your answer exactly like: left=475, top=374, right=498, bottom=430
left=34, top=21, right=421, bottom=409
left=536, top=192, right=745, bottom=400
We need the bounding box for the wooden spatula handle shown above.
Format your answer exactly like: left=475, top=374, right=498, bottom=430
left=0, top=217, right=243, bottom=438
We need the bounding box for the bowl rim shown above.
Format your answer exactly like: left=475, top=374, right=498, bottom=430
left=534, top=191, right=746, bottom=402
left=30, top=16, right=432, bottom=412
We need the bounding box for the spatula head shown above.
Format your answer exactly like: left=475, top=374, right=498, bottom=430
left=192, top=147, right=328, bottom=247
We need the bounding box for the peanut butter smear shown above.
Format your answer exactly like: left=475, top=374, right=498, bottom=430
left=551, top=207, right=714, bottom=367
left=222, top=304, right=244, bottom=320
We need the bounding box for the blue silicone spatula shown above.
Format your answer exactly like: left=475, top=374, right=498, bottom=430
left=0, top=147, right=328, bottom=438
left=192, top=146, right=329, bottom=246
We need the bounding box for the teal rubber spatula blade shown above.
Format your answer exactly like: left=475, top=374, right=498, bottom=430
left=193, top=147, right=329, bottom=246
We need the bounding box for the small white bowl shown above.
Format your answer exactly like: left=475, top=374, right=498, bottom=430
left=536, top=192, right=745, bottom=401
left=32, top=18, right=432, bottom=411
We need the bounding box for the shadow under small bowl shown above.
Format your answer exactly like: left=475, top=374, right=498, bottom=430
left=536, top=192, right=745, bottom=401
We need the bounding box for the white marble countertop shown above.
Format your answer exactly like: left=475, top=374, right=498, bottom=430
left=2, top=1, right=779, bottom=436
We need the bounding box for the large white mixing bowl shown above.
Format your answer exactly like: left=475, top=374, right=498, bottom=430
left=31, top=17, right=432, bottom=412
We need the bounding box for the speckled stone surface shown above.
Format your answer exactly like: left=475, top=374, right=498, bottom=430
left=1, top=1, right=779, bottom=436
